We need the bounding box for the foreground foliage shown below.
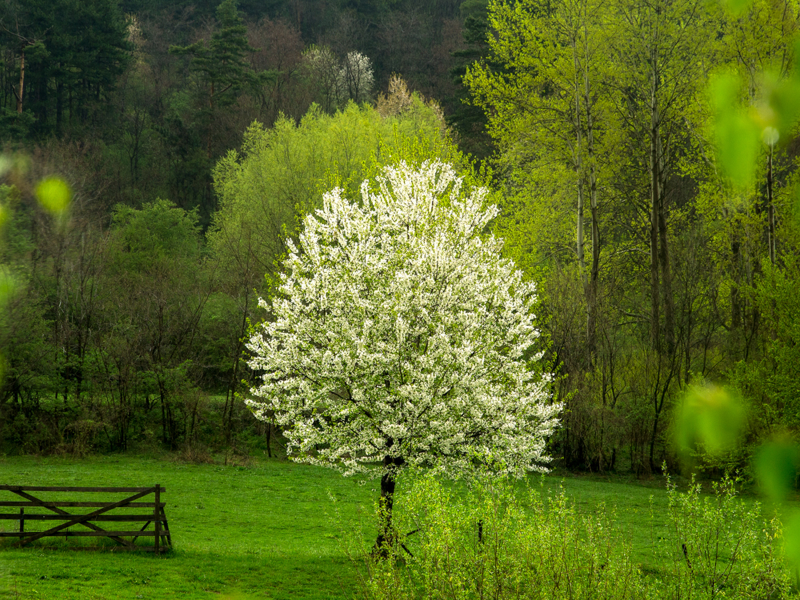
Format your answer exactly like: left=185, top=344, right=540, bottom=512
left=354, top=475, right=793, bottom=599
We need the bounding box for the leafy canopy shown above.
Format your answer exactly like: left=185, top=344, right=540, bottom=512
left=209, top=99, right=469, bottom=286
left=246, top=161, right=560, bottom=480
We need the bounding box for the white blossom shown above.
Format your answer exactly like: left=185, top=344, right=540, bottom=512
left=246, top=161, right=561, bottom=481
left=302, top=47, right=374, bottom=110
left=339, top=51, right=374, bottom=104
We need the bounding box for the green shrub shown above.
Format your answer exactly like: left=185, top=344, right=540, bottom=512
left=352, top=475, right=648, bottom=599
left=350, top=474, right=794, bottom=599
left=654, top=474, right=790, bottom=599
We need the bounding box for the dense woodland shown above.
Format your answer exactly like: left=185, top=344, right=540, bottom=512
left=0, top=0, right=797, bottom=479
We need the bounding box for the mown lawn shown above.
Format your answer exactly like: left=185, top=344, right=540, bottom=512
left=0, top=455, right=788, bottom=599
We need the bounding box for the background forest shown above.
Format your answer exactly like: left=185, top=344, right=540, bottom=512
left=0, top=0, right=797, bottom=481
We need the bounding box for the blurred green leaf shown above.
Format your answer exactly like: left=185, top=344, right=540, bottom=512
left=712, top=76, right=760, bottom=188
left=769, top=79, right=800, bottom=140
left=754, top=440, right=800, bottom=502
left=34, top=177, right=72, bottom=215
left=674, top=384, right=746, bottom=458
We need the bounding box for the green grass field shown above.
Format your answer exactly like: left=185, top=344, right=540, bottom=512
left=0, top=455, right=786, bottom=599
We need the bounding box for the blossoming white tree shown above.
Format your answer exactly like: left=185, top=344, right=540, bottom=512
left=339, top=51, right=373, bottom=104
left=246, top=161, right=560, bottom=547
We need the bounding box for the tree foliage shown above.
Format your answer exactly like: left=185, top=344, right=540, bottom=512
left=246, top=161, right=559, bottom=480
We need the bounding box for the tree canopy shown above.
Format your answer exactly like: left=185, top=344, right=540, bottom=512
left=247, top=161, right=558, bottom=480
left=245, top=161, right=559, bottom=544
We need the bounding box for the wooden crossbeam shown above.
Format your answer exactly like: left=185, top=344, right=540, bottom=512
left=0, top=530, right=162, bottom=537
left=0, top=486, right=165, bottom=493
left=10, top=489, right=135, bottom=549
left=0, top=514, right=163, bottom=521
left=0, top=502, right=164, bottom=508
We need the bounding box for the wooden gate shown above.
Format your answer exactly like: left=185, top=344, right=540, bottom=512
left=0, top=485, right=171, bottom=552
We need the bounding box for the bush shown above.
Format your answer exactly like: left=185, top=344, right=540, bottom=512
left=351, top=475, right=648, bottom=600
left=349, top=473, right=794, bottom=599
left=654, top=473, right=790, bottom=599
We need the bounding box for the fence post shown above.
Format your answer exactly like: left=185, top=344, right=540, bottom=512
left=19, top=507, right=24, bottom=533
left=154, top=485, right=160, bottom=554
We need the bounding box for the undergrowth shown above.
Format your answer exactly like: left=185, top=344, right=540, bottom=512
left=349, top=474, right=794, bottom=599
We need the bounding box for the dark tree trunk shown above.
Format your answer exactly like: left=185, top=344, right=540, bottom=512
left=374, top=453, right=404, bottom=556
left=223, top=292, right=250, bottom=445
left=731, top=239, right=741, bottom=330
left=658, top=194, right=675, bottom=355
left=649, top=174, right=661, bottom=352
left=649, top=401, right=661, bottom=473
left=588, top=195, right=600, bottom=360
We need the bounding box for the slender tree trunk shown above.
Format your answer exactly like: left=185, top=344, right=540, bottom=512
left=649, top=404, right=660, bottom=473
left=56, top=80, right=63, bottom=136
left=767, top=143, right=776, bottom=266
left=223, top=292, right=250, bottom=446
left=649, top=359, right=676, bottom=473
left=572, top=38, right=586, bottom=290
left=573, top=38, right=598, bottom=368
left=374, top=451, right=404, bottom=556
left=577, top=177, right=587, bottom=283
left=647, top=39, right=661, bottom=353
left=160, top=384, right=168, bottom=446
left=588, top=185, right=599, bottom=357
left=649, top=130, right=661, bottom=353
left=649, top=62, right=674, bottom=354
left=15, top=47, right=25, bottom=114
left=648, top=358, right=664, bottom=473
left=583, top=59, right=600, bottom=361
left=657, top=184, right=675, bottom=355
left=731, top=239, right=741, bottom=330
left=575, top=0, right=602, bottom=363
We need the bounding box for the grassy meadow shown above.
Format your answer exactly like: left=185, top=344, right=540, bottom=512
left=0, top=455, right=791, bottom=599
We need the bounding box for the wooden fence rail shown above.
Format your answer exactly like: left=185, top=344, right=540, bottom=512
left=0, top=485, right=171, bottom=552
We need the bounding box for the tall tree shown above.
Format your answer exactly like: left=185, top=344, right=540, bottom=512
left=445, top=0, right=494, bottom=158
left=101, top=200, right=207, bottom=449
left=246, top=161, right=559, bottom=550
left=170, top=0, right=261, bottom=112
left=467, top=0, right=609, bottom=359
left=604, top=0, right=715, bottom=356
